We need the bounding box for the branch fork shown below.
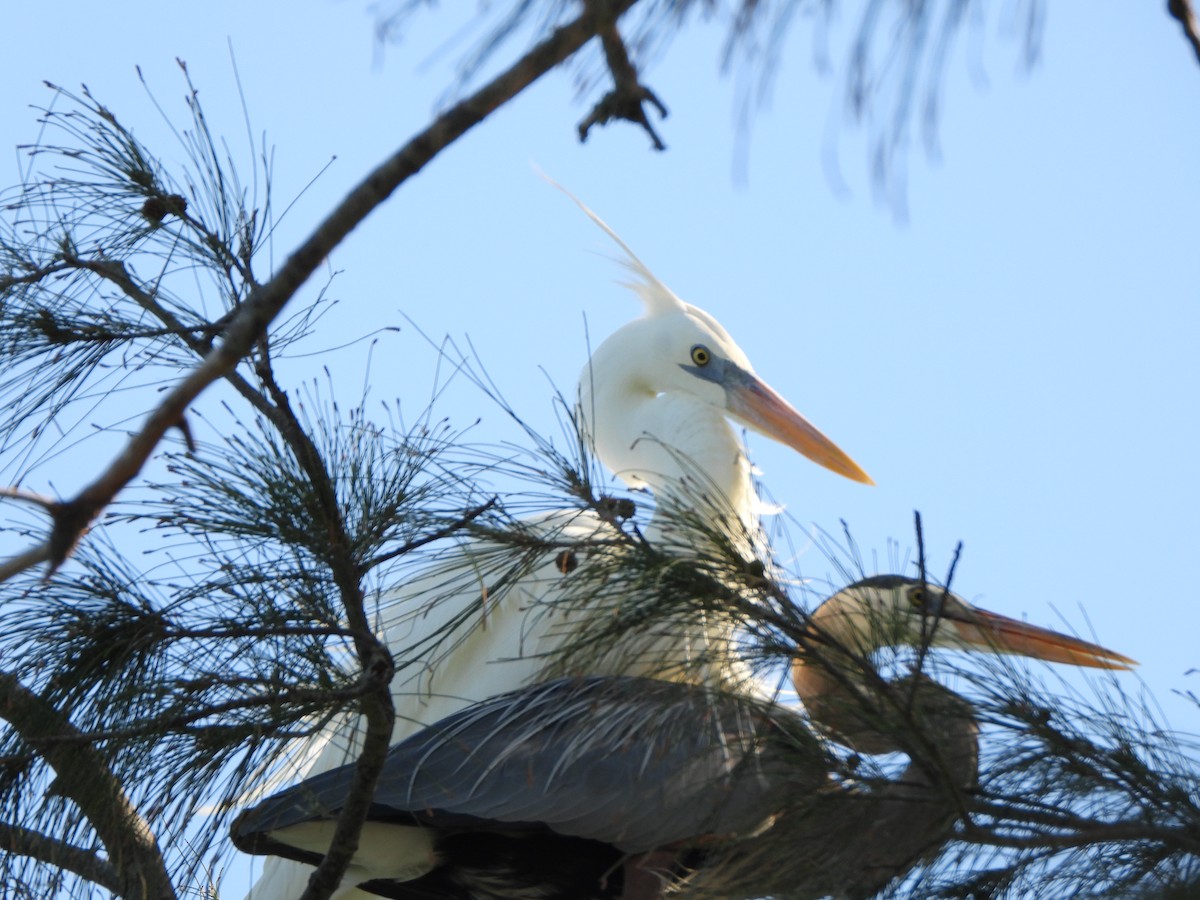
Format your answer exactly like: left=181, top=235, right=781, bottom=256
left=578, top=1, right=669, bottom=150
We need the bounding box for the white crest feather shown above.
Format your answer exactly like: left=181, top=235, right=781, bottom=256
left=540, top=171, right=684, bottom=317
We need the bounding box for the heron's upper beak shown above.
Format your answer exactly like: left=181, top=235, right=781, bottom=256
left=947, top=605, right=1136, bottom=669
left=726, top=373, right=874, bottom=485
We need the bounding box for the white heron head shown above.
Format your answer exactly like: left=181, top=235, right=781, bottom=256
left=563, top=189, right=871, bottom=520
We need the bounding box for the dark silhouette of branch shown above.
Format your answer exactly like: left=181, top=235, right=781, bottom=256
left=360, top=497, right=498, bottom=572
left=0, top=822, right=123, bottom=894
left=251, top=342, right=396, bottom=900
left=578, top=0, right=669, bottom=149
left=0, top=671, right=175, bottom=900
left=963, top=816, right=1200, bottom=854
left=1170, top=0, right=1200, bottom=64
left=56, top=252, right=210, bottom=346
left=0, top=0, right=637, bottom=590
left=0, top=261, right=72, bottom=292
left=0, top=487, right=56, bottom=512
left=0, top=543, right=51, bottom=584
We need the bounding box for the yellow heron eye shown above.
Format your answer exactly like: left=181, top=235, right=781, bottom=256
left=908, top=586, right=925, bottom=608
left=690, top=344, right=711, bottom=366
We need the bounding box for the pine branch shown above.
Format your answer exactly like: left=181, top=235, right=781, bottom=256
left=21, top=684, right=376, bottom=747
left=55, top=252, right=214, bottom=348
left=962, top=814, right=1200, bottom=854
left=0, top=543, right=51, bottom=584
left=249, top=345, right=395, bottom=899
left=0, top=0, right=638, bottom=589
left=0, top=821, right=123, bottom=895
left=360, top=497, right=498, bottom=572
left=0, top=670, right=174, bottom=899
left=243, top=12, right=636, bottom=898
left=0, top=260, right=73, bottom=292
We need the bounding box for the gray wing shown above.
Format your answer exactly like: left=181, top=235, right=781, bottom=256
left=234, top=675, right=823, bottom=855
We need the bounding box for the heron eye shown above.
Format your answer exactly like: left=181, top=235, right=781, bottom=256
left=690, top=344, right=711, bottom=366
left=908, top=586, right=925, bottom=608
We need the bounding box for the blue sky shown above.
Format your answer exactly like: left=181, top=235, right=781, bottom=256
left=1, top=1, right=1198, bottom=891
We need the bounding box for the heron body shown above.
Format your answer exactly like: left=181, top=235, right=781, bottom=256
left=236, top=675, right=814, bottom=900
left=234, top=577, right=1133, bottom=899
left=243, top=200, right=870, bottom=899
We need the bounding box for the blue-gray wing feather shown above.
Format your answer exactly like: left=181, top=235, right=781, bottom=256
left=234, top=676, right=819, bottom=854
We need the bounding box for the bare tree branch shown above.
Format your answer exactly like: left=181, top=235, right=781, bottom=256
left=0, top=670, right=175, bottom=899
left=579, top=0, right=669, bottom=149
left=0, top=821, right=123, bottom=895
left=0, top=487, right=57, bottom=512
left=1169, top=0, right=1200, bottom=65
left=0, top=543, right=51, bottom=584
left=0, top=0, right=636, bottom=591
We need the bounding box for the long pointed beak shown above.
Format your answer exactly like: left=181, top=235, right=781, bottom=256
left=726, top=374, right=874, bottom=485
left=950, top=607, right=1136, bottom=669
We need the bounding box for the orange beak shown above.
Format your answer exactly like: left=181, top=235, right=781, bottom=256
left=727, top=374, right=874, bottom=486
left=950, top=607, right=1136, bottom=669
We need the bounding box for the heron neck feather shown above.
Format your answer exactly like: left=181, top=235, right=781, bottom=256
left=793, top=599, right=981, bottom=774
left=580, top=350, right=755, bottom=532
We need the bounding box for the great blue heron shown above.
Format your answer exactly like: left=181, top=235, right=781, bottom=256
left=245, top=197, right=870, bottom=897
left=233, top=576, right=1133, bottom=899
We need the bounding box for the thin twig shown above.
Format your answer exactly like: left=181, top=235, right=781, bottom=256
left=962, top=815, right=1200, bottom=854
left=25, top=683, right=377, bottom=746
left=0, top=261, right=73, bottom=292
left=361, top=497, right=498, bottom=571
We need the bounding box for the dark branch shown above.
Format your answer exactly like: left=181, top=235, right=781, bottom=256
left=252, top=331, right=395, bottom=900
left=0, top=670, right=175, bottom=899
left=962, top=815, right=1200, bottom=854
left=0, top=487, right=57, bottom=512
left=0, top=261, right=73, bottom=292
left=0, top=0, right=637, bottom=589
left=1169, top=0, right=1200, bottom=65
left=578, top=2, right=668, bottom=149
left=360, top=497, right=499, bottom=572
left=258, top=15, right=639, bottom=898
left=57, top=252, right=214, bottom=348
left=0, top=821, right=123, bottom=895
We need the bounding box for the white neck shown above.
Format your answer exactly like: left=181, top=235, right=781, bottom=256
left=578, top=337, right=756, bottom=538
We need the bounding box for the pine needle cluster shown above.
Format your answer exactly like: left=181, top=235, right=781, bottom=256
left=0, top=40, right=1196, bottom=900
